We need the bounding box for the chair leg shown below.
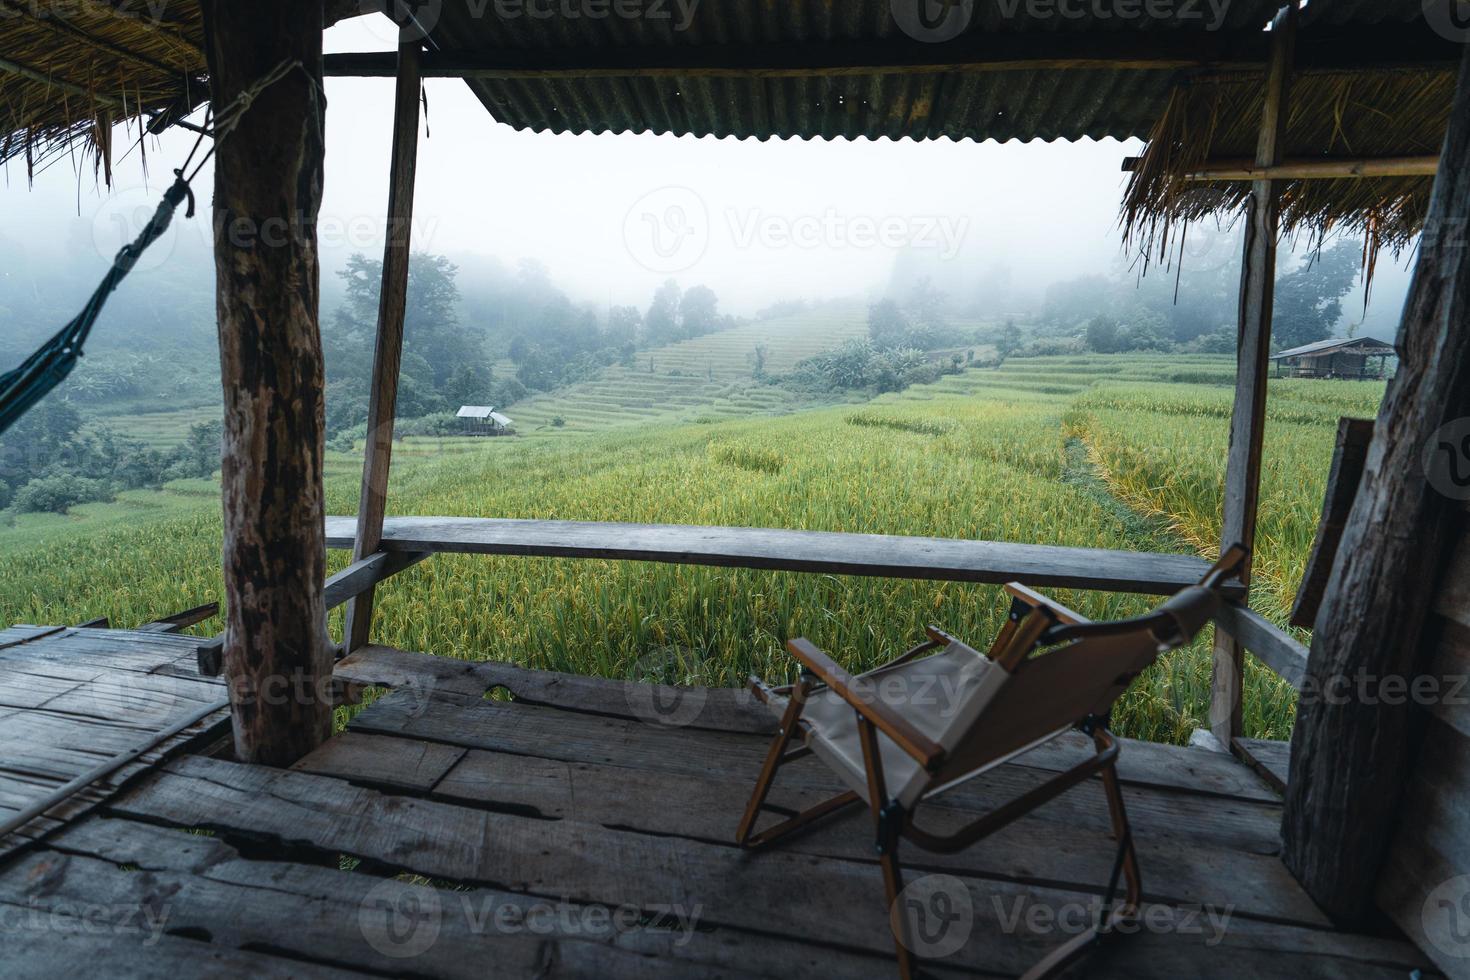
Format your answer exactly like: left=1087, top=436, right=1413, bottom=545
left=880, top=842, right=916, bottom=980
left=1098, top=756, right=1142, bottom=913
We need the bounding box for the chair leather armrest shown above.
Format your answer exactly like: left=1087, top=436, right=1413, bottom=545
left=786, top=637, right=946, bottom=771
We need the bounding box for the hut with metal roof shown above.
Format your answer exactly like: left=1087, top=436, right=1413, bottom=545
left=1271, top=336, right=1397, bottom=379
left=2, top=2, right=1469, bottom=977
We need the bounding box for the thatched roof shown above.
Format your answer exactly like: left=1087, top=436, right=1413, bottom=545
left=0, top=1, right=207, bottom=182
left=1121, top=65, right=1454, bottom=266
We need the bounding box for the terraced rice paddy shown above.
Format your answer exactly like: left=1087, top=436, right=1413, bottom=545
left=0, top=347, right=1387, bottom=746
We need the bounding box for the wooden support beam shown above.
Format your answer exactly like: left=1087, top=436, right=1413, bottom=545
left=1210, top=2, right=1297, bottom=748
left=1121, top=155, right=1440, bottom=180
left=344, top=36, right=423, bottom=654
left=137, top=602, right=220, bottom=634
left=319, top=24, right=1455, bottom=81
left=203, top=0, right=330, bottom=767
left=1282, top=44, right=1470, bottom=925
left=198, top=552, right=430, bottom=678
left=1185, top=156, right=1439, bottom=181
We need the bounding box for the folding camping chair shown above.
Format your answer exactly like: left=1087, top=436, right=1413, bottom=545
left=736, top=546, right=1248, bottom=979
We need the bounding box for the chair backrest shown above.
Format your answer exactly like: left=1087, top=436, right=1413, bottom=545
left=925, top=583, right=1226, bottom=792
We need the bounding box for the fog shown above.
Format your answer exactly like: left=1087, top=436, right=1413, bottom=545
left=1, top=15, right=1415, bottom=331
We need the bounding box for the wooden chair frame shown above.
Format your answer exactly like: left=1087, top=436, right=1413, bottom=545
left=736, top=548, right=1246, bottom=979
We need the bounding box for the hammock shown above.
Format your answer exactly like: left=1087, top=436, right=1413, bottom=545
left=0, top=175, right=193, bottom=438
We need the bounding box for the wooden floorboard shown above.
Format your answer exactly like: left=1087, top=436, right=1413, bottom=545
left=0, top=627, right=229, bottom=856
left=104, top=755, right=1427, bottom=978
left=1235, top=737, right=1291, bottom=794
left=0, top=631, right=1437, bottom=978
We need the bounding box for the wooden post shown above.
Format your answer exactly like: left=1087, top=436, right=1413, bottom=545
left=1209, top=1, right=1296, bottom=748
left=203, top=0, right=331, bottom=766
left=1281, top=45, right=1470, bottom=924
left=344, top=35, right=423, bottom=652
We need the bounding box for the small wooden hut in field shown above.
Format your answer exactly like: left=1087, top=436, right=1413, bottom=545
left=1, top=2, right=1468, bottom=977
left=1271, top=337, right=1397, bottom=379
left=455, top=405, right=514, bottom=436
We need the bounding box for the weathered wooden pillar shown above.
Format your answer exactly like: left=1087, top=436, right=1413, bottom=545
left=1282, top=45, right=1470, bottom=924
left=204, top=0, right=331, bottom=766
left=1210, top=1, right=1296, bottom=748
left=345, top=35, right=423, bottom=652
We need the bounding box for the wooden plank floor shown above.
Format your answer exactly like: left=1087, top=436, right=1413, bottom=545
left=0, top=632, right=1437, bottom=978
left=0, top=626, right=230, bottom=858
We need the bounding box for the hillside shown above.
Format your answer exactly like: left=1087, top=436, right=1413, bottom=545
left=502, top=302, right=872, bottom=433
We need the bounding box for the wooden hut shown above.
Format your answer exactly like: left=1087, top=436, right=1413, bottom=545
left=1271, top=337, right=1397, bottom=379
left=455, top=405, right=514, bottom=436
left=0, top=2, right=1466, bottom=977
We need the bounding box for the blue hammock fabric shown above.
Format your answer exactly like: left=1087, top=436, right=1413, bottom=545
left=0, top=176, right=194, bottom=438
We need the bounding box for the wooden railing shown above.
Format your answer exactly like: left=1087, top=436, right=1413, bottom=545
left=203, top=517, right=1307, bottom=756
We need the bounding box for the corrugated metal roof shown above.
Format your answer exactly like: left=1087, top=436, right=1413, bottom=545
left=1272, top=337, right=1396, bottom=358
left=457, top=405, right=496, bottom=418
left=424, top=0, right=1299, bottom=142
left=489, top=411, right=514, bottom=426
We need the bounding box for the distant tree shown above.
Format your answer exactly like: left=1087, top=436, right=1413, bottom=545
left=1085, top=315, right=1122, bottom=354
left=749, top=343, right=770, bottom=379
left=997, top=319, right=1023, bottom=360
left=867, top=299, right=911, bottom=349
left=605, top=306, right=643, bottom=348
left=445, top=363, right=491, bottom=407
left=1273, top=242, right=1362, bottom=350
left=679, top=285, right=720, bottom=338
left=645, top=280, right=683, bottom=346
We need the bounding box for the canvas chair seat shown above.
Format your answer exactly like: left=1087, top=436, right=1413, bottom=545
left=766, top=639, right=1016, bottom=808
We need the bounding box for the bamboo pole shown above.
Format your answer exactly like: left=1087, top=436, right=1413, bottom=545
left=345, top=35, right=423, bottom=653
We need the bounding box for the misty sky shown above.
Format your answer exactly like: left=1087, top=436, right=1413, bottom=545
left=1, top=15, right=1415, bottom=326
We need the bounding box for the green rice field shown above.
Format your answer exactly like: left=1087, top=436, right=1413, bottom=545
left=0, top=344, right=1387, bottom=745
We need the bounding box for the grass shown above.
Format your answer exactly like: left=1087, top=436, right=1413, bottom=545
left=0, top=349, right=1387, bottom=746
